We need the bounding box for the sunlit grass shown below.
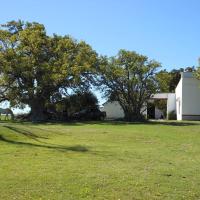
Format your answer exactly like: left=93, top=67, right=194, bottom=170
left=0, top=120, right=200, bottom=199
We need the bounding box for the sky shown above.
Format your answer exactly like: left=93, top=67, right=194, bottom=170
left=1, top=0, right=200, bottom=110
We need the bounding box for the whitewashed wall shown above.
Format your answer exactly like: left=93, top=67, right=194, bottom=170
left=175, top=79, right=182, bottom=120
left=167, top=93, right=176, bottom=117
left=101, top=101, right=147, bottom=119
left=101, top=101, right=124, bottom=119
left=181, top=73, right=200, bottom=120
left=155, top=107, right=164, bottom=119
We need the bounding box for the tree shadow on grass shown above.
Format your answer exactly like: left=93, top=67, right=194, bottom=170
left=3, top=125, right=49, bottom=142
left=1, top=125, right=89, bottom=152
left=1, top=119, right=199, bottom=128
left=55, top=120, right=199, bottom=127
left=0, top=134, right=89, bottom=152
left=71, top=120, right=199, bottom=126
left=146, top=120, right=199, bottom=126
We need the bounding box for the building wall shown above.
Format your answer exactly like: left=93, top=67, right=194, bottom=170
left=101, top=74, right=200, bottom=121
left=151, top=93, right=176, bottom=119
left=175, top=78, right=183, bottom=120
left=101, top=101, right=124, bottom=119
left=155, top=107, right=164, bottom=119
left=181, top=73, right=200, bottom=120
left=101, top=101, right=147, bottom=119
left=167, top=93, right=176, bottom=118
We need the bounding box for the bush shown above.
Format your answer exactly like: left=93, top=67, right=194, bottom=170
left=167, top=110, right=176, bottom=120
left=15, top=113, right=31, bottom=121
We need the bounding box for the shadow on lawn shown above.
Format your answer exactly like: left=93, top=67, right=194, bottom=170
left=1, top=119, right=198, bottom=127
left=3, top=125, right=49, bottom=141
left=0, top=120, right=200, bottom=126
left=54, top=120, right=200, bottom=126
left=26, top=120, right=198, bottom=127
left=146, top=121, right=199, bottom=126
left=0, top=134, right=88, bottom=152
left=1, top=125, right=88, bottom=152
left=74, top=120, right=199, bottom=126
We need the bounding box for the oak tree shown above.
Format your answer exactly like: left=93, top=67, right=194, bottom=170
left=0, top=20, right=97, bottom=121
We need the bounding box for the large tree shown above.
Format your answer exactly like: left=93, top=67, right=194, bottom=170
left=0, top=20, right=97, bottom=121
left=98, top=50, right=160, bottom=121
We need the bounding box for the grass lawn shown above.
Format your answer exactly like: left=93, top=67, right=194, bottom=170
left=1, top=121, right=200, bottom=199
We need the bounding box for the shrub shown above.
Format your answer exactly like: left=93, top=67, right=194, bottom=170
left=167, top=110, right=176, bottom=120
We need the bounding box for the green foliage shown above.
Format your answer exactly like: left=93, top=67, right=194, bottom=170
left=98, top=49, right=160, bottom=121
left=155, top=70, right=172, bottom=92
left=0, top=20, right=98, bottom=121
left=51, top=91, right=99, bottom=116
left=68, top=91, right=98, bottom=113
left=156, top=69, right=181, bottom=93
left=195, top=59, right=200, bottom=80
left=154, top=99, right=167, bottom=117
left=0, top=20, right=196, bottom=122
left=156, top=67, right=196, bottom=93
left=167, top=110, right=177, bottom=120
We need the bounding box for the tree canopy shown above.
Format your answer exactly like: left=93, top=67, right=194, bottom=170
left=0, top=20, right=98, bottom=121
left=53, top=90, right=99, bottom=116
left=97, top=50, right=160, bottom=121
left=0, top=20, right=197, bottom=122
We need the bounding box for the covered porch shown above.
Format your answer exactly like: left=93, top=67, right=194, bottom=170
left=147, top=93, right=176, bottom=120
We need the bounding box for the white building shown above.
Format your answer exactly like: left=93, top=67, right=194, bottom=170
left=101, top=72, right=200, bottom=121
left=101, top=101, right=124, bottom=119
left=150, top=93, right=176, bottom=119
left=176, top=72, right=200, bottom=120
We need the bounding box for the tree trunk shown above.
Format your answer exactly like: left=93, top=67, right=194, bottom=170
left=124, top=110, right=145, bottom=122
left=119, top=101, right=146, bottom=122
left=30, top=99, right=46, bottom=122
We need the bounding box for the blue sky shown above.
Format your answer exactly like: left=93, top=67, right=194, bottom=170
left=1, top=0, right=200, bottom=109
left=1, top=0, right=200, bottom=69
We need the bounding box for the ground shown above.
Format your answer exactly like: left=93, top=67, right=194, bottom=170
left=0, top=121, right=200, bottom=200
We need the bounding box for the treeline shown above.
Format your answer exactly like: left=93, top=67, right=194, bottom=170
left=0, top=20, right=198, bottom=121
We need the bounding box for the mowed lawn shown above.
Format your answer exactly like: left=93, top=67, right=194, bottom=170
left=1, top=121, right=200, bottom=200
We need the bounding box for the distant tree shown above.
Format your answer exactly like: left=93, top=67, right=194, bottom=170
left=61, top=91, right=99, bottom=115
left=98, top=50, right=160, bottom=121
left=0, top=20, right=98, bottom=121
left=156, top=67, right=195, bottom=93
left=169, top=68, right=184, bottom=91
left=196, top=59, right=200, bottom=79
left=155, top=70, right=172, bottom=92
left=46, top=91, right=99, bottom=120
left=185, top=66, right=195, bottom=72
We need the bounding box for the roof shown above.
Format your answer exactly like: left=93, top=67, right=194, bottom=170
left=151, top=93, right=175, bottom=99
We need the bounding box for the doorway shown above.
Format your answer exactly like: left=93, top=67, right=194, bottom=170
left=147, top=103, right=155, bottom=119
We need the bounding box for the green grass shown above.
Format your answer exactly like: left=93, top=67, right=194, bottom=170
left=1, top=120, right=200, bottom=199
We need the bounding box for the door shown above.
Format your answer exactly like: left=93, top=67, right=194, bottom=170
left=147, top=103, right=155, bottom=119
